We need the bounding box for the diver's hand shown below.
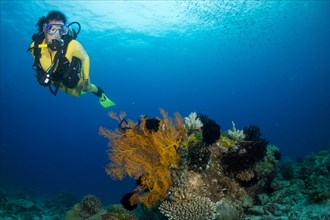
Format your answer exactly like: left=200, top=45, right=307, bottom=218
left=82, top=79, right=90, bottom=92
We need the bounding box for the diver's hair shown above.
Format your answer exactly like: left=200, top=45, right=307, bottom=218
left=36, top=11, right=67, bottom=33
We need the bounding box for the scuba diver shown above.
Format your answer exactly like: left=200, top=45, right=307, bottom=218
left=27, top=11, right=115, bottom=108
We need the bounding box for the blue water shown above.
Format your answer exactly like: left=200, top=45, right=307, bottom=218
left=0, top=1, right=329, bottom=205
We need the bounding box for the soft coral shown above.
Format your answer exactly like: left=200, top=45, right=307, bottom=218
left=99, top=109, right=186, bottom=207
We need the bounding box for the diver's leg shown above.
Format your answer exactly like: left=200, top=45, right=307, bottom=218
left=84, top=81, right=116, bottom=107
left=87, top=84, right=109, bottom=100
left=82, top=83, right=103, bottom=98
left=86, top=83, right=99, bottom=94
left=95, top=86, right=104, bottom=98
left=87, top=84, right=104, bottom=98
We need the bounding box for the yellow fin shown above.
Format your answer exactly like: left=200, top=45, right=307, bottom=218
left=99, top=93, right=116, bottom=108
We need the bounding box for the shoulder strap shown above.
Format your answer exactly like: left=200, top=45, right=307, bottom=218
left=32, top=33, right=44, bottom=59
left=26, top=33, right=45, bottom=68
left=48, top=37, right=75, bottom=96
left=60, top=36, right=74, bottom=54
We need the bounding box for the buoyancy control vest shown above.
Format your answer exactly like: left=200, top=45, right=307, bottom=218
left=27, top=22, right=82, bottom=95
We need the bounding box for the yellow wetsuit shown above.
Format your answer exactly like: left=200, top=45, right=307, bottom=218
left=30, top=39, right=90, bottom=96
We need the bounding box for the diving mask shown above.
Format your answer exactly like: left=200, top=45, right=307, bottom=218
left=45, top=23, right=69, bottom=36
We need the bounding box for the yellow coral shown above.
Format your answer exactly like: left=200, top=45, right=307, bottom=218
left=182, top=134, right=198, bottom=148
left=218, top=136, right=236, bottom=148
left=99, top=109, right=186, bottom=207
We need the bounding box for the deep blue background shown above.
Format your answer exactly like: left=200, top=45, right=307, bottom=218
left=1, top=1, right=329, bottom=204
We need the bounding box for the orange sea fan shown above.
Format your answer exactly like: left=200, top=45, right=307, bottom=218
left=99, top=109, right=186, bottom=207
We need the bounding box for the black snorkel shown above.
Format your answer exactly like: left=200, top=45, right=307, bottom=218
left=67, top=21, right=81, bottom=38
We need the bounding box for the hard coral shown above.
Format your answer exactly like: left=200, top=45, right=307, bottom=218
left=99, top=109, right=186, bottom=208
left=159, top=188, right=217, bottom=220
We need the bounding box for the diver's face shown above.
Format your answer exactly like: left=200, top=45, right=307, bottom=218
left=43, top=19, right=64, bottom=43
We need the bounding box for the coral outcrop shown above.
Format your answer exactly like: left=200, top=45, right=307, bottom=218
left=98, top=110, right=329, bottom=220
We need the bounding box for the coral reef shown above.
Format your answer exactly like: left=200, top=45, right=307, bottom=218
left=96, top=110, right=329, bottom=220
left=1, top=111, right=329, bottom=219
left=242, top=149, right=330, bottom=219
left=99, top=109, right=186, bottom=208
left=99, top=111, right=280, bottom=219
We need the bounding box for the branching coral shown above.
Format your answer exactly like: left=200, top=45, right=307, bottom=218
left=99, top=109, right=186, bottom=208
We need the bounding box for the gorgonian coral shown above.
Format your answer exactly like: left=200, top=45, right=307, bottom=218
left=99, top=109, right=186, bottom=208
